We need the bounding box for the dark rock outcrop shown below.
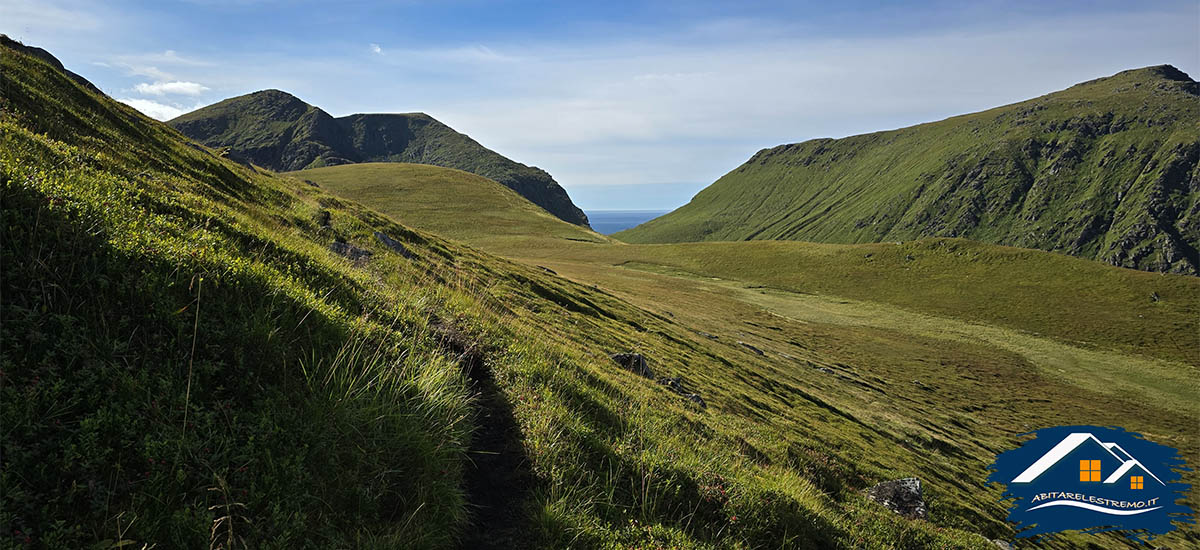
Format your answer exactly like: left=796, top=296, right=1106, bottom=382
left=657, top=376, right=706, bottom=409
left=329, top=240, right=372, bottom=263
left=866, top=477, right=927, bottom=519
left=0, top=35, right=99, bottom=93
left=374, top=231, right=415, bottom=259
left=609, top=353, right=654, bottom=378
left=739, top=341, right=765, bottom=356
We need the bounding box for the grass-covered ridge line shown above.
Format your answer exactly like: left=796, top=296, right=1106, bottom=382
left=168, top=89, right=590, bottom=226
left=617, top=65, right=1200, bottom=275
left=290, top=162, right=607, bottom=248
left=2, top=38, right=1038, bottom=549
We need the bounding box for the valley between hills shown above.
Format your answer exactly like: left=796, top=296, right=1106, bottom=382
left=2, top=34, right=1198, bottom=550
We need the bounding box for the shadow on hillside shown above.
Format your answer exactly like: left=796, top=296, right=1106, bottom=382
left=452, top=342, right=544, bottom=549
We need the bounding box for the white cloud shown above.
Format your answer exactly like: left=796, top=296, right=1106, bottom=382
left=117, top=98, right=187, bottom=120
left=370, top=43, right=382, bottom=54
left=108, top=50, right=216, bottom=81
left=117, top=63, right=176, bottom=81
left=351, top=8, right=1198, bottom=198
left=134, top=81, right=210, bottom=95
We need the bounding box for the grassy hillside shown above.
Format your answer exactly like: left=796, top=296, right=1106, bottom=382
left=169, top=91, right=589, bottom=226
left=618, top=65, right=1200, bottom=275
left=289, top=163, right=606, bottom=248
left=4, top=38, right=1197, bottom=550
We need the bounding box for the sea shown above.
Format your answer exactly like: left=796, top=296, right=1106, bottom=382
left=586, top=210, right=669, bottom=235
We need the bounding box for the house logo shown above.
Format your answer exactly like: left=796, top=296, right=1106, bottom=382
left=988, top=425, right=1194, bottom=542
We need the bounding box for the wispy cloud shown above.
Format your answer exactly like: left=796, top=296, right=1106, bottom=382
left=117, top=98, right=188, bottom=120
left=134, top=81, right=210, bottom=95
left=370, top=43, right=382, bottom=54
left=107, top=50, right=217, bottom=82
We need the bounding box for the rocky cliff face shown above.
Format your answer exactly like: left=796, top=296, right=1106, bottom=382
left=170, top=91, right=590, bottom=226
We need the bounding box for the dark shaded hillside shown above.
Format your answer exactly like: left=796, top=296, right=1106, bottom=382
left=618, top=65, right=1200, bottom=274
left=170, top=91, right=589, bottom=226
left=0, top=34, right=99, bottom=93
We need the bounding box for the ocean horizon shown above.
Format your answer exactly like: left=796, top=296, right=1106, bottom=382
left=586, top=210, right=670, bottom=235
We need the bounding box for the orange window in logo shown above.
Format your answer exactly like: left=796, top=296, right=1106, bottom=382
left=1079, top=460, right=1101, bottom=482
left=1131, top=476, right=1144, bottom=490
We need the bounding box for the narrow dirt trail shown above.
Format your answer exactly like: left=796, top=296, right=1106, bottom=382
left=450, top=339, right=540, bottom=549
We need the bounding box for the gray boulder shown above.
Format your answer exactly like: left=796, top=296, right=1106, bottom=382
left=374, top=231, right=415, bottom=259
left=610, top=353, right=654, bottom=378
left=329, top=240, right=372, bottom=263
left=866, top=477, right=926, bottom=519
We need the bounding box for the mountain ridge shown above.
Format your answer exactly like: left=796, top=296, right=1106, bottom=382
left=170, top=89, right=590, bottom=226
left=618, top=64, right=1200, bottom=274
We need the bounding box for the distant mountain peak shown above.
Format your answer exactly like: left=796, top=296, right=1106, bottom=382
left=1135, top=64, right=1193, bottom=82
left=245, top=88, right=305, bottom=102
left=620, top=65, right=1200, bottom=275
left=1068, top=64, right=1197, bottom=94
left=170, top=91, right=590, bottom=226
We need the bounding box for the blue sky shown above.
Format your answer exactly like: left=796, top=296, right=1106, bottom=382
left=5, top=0, right=1198, bottom=210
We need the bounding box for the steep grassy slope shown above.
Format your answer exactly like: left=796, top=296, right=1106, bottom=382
left=2, top=39, right=1033, bottom=550
left=618, top=66, right=1200, bottom=274
left=290, top=163, right=606, bottom=248
left=168, top=91, right=589, bottom=226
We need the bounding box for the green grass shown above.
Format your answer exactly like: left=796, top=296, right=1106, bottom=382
left=617, top=65, right=1200, bottom=275
left=4, top=38, right=1198, bottom=550
left=492, top=238, right=1199, bottom=365
left=295, top=133, right=1200, bottom=548
left=289, top=163, right=606, bottom=247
